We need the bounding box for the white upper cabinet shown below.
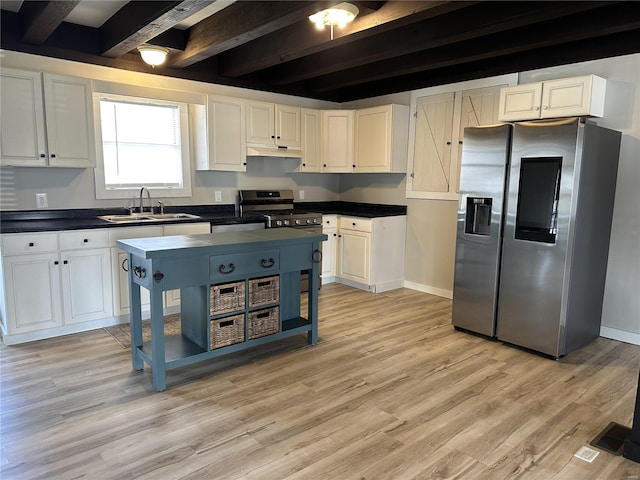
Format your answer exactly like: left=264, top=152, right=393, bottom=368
left=354, top=104, right=409, bottom=173
left=0, top=69, right=95, bottom=167
left=321, top=110, right=354, bottom=173
left=246, top=101, right=301, bottom=149
left=498, top=75, right=606, bottom=121
left=298, top=108, right=321, bottom=172
left=407, top=84, right=503, bottom=200
left=195, top=95, right=247, bottom=172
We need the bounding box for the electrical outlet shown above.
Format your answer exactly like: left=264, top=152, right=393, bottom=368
left=299, top=190, right=305, bottom=200
left=36, top=193, right=48, bottom=208
left=215, top=191, right=222, bottom=202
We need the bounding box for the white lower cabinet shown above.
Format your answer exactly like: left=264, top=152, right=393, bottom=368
left=2, top=251, right=64, bottom=334
left=0, top=222, right=212, bottom=344
left=0, top=230, right=112, bottom=342
left=325, top=215, right=406, bottom=293
left=321, top=215, right=337, bottom=282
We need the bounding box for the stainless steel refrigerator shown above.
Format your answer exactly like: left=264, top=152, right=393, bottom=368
left=452, top=117, right=621, bottom=358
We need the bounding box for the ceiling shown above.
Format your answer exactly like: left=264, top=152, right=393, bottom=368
left=1, top=1, right=639, bottom=103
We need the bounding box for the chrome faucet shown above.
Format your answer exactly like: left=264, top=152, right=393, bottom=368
left=157, top=200, right=164, bottom=214
left=139, top=186, right=151, bottom=214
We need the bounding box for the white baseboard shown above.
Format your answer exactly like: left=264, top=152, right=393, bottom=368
left=403, top=280, right=453, bottom=299
left=600, top=326, right=640, bottom=346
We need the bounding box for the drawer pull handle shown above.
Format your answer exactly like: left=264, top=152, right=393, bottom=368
left=28, top=242, right=35, bottom=247
left=219, top=263, right=235, bottom=274
left=352, top=222, right=356, bottom=226
left=133, top=266, right=146, bottom=278
left=153, top=271, right=164, bottom=283
left=122, top=258, right=129, bottom=272
left=220, top=320, right=235, bottom=328
left=83, top=238, right=88, bottom=243
left=257, top=311, right=270, bottom=319
left=261, top=258, right=275, bottom=268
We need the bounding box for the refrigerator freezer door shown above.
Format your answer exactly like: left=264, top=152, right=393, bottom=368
left=452, top=124, right=511, bottom=337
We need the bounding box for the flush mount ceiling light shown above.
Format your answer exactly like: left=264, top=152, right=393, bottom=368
left=309, top=2, right=359, bottom=40
left=137, top=44, right=169, bottom=67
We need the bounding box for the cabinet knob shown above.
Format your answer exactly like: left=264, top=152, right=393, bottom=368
left=40, top=153, right=46, bottom=158
left=352, top=222, right=356, bottom=226
left=333, top=233, right=337, bottom=237
left=542, top=105, right=549, bottom=110
left=54, top=260, right=59, bottom=265
left=323, top=164, right=327, bottom=167
left=28, top=242, right=35, bottom=247
left=271, top=135, right=275, bottom=139
left=302, top=163, right=306, bottom=167
left=63, top=260, right=68, bottom=265
left=277, top=136, right=281, bottom=139
left=459, top=141, right=463, bottom=145
left=446, top=141, right=451, bottom=145
left=352, top=165, right=356, bottom=168
left=83, top=238, right=88, bottom=243
left=534, top=106, right=540, bottom=111
left=50, top=154, right=56, bottom=158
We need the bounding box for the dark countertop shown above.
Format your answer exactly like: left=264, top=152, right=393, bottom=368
left=295, top=201, right=406, bottom=218
left=0, top=201, right=406, bottom=234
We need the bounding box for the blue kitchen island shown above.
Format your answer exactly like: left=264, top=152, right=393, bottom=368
left=117, top=228, right=327, bottom=391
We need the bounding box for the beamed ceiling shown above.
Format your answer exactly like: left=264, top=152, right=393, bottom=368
left=1, top=1, right=639, bottom=102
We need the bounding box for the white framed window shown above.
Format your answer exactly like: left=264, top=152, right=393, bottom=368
left=93, top=93, right=192, bottom=200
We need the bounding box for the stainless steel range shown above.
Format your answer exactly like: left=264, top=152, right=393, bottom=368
left=239, top=189, right=323, bottom=291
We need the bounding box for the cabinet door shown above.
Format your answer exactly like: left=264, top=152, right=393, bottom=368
left=453, top=86, right=502, bottom=192
left=322, top=227, right=337, bottom=279
left=3, top=253, right=63, bottom=333
left=321, top=110, right=354, bottom=172
left=541, top=75, right=604, bottom=118
left=338, top=229, right=371, bottom=285
left=61, top=248, right=113, bottom=324
left=43, top=73, right=95, bottom=167
left=112, top=249, right=151, bottom=316
left=275, top=104, right=301, bottom=148
left=410, top=93, right=454, bottom=192
left=0, top=68, right=47, bottom=166
left=207, top=95, right=247, bottom=171
left=246, top=101, right=275, bottom=145
left=498, top=82, right=543, bottom=121
left=354, top=105, right=392, bottom=172
left=300, top=108, right=321, bottom=172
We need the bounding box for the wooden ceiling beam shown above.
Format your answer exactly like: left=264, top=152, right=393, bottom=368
left=19, top=0, right=81, bottom=44
left=218, top=1, right=474, bottom=78
left=267, top=1, right=606, bottom=86
left=307, top=2, right=640, bottom=93
left=101, top=0, right=212, bottom=58
left=168, top=1, right=337, bottom=68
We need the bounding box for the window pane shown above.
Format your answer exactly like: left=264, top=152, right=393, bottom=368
left=99, top=98, right=183, bottom=189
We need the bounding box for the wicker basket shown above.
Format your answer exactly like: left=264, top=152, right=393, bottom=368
left=210, top=314, right=245, bottom=349
left=248, top=275, right=279, bottom=307
left=210, top=281, right=245, bottom=315
left=248, top=306, right=279, bottom=340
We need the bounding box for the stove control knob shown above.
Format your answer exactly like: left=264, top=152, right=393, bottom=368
left=306, top=218, right=312, bottom=224
left=275, top=220, right=282, bottom=226
left=313, top=218, right=319, bottom=223
left=283, top=219, right=290, bottom=226
left=295, top=219, right=301, bottom=225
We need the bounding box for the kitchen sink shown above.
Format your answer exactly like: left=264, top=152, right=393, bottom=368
left=99, top=213, right=201, bottom=223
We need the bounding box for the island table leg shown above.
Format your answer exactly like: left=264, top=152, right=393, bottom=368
left=149, top=285, right=167, bottom=391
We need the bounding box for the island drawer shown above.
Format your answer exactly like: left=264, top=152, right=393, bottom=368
left=210, top=249, right=280, bottom=282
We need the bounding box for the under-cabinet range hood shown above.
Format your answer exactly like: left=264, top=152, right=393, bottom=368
left=246, top=146, right=302, bottom=158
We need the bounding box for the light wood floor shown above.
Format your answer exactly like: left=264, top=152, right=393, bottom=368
left=2, top=283, right=640, bottom=479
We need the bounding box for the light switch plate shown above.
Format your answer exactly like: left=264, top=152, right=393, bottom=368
left=36, top=193, right=48, bottom=208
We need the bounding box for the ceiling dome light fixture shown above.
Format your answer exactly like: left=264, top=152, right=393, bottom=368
left=137, top=44, right=169, bottom=67
left=309, top=2, right=359, bottom=40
